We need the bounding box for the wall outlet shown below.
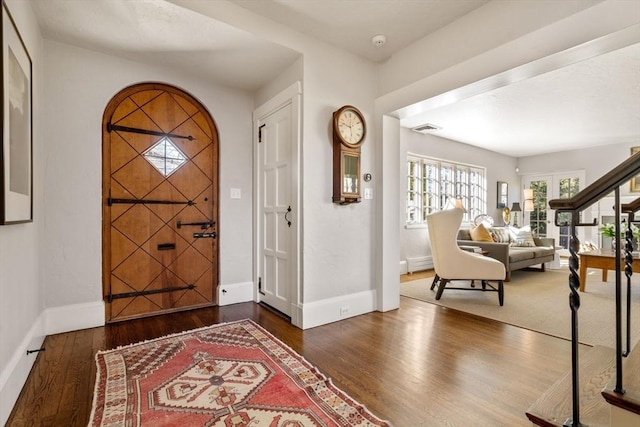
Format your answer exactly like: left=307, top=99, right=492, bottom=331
left=230, top=188, right=241, bottom=199
left=340, top=306, right=349, bottom=315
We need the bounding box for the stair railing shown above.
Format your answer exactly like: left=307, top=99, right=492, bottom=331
left=548, top=151, right=640, bottom=427
left=620, top=198, right=640, bottom=357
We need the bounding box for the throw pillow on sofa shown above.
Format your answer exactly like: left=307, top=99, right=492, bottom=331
left=509, top=225, right=536, bottom=247
left=470, top=223, right=493, bottom=242
left=490, top=227, right=511, bottom=243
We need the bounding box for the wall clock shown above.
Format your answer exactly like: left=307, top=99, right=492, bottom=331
left=332, top=105, right=366, bottom=204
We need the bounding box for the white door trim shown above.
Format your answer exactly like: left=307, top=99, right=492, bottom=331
left=253, top=82, right=302, bottom=327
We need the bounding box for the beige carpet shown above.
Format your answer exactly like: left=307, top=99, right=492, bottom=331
left=400, top=266, right=640, bottom=349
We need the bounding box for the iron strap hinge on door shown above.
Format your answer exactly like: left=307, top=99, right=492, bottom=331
left=258, top=124, right=266, bottom=143
left=107, top=122, right=195, bottom=141
left=258, top=277, right=265, bottom=295
left=108, top=197, right=196, bottom=206
left=107, top=284, right=196, bottom=303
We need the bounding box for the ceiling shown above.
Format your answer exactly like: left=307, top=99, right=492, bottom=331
left=230, top=0, right=489, bottom=62
left=30, top=0, right=640, bottom=158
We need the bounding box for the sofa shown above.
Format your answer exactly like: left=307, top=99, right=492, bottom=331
left=457, top=226, right=556, bottom=281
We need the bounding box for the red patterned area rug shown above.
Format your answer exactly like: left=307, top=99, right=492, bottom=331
left=89, top=319, right=390, bottom=427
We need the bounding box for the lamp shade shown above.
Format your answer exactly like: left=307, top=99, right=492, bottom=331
left=524, top=200, right=534, bottom=211
left=510, top=202, right=522, bottom=212
left=523, top=189, right=534, bottom=200
left=523, top=189, right=534, bottom=211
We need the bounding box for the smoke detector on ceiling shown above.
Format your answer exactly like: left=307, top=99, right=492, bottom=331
left=412, top=123, right=442, bottom=133
left=371, top=34, right=386, bottom=47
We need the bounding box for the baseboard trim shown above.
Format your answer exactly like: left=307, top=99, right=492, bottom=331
left=299, top=290, right=376, bottom=329
left=0, top=314, right=45, bottom=426
left=43, top=300, right=105, bottom=336
left=218, top=282, right=254, bottom=306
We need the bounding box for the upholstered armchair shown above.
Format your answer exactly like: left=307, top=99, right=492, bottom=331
left=426, top=208, right=506, bottom=305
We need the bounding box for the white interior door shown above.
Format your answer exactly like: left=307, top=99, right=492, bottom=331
left=257, top=103, right=294, bottom=315
left=524, top=171, right=585, bottom=255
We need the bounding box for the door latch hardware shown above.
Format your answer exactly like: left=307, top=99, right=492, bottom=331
left=193, top=232, right=217, bottom=239
left=177, top=220, right=215, bottom=229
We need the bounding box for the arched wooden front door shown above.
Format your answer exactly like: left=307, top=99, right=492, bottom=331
left=102, top=83, right=219, bottom=322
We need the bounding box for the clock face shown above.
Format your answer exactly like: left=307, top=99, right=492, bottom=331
left=337, top=108, right=365, bottom=146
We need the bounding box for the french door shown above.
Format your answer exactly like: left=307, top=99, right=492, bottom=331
left=102, top=83, right=219, bottom=322
left=523, top=171, right=584, bottom=255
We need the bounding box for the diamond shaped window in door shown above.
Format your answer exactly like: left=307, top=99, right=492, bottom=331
left=143, top=137, right=187, bottom=177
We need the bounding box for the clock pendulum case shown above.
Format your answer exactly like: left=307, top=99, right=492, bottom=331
left=332, top=105, right=366, bottom=204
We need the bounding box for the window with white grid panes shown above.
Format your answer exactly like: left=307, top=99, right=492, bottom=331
left=406, top=155, right=486, bottom=225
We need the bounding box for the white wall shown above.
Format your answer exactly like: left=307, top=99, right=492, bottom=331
left=299, top=48, right=377, bottom=304
left=399, top=128, right=518, bottom=262
left=174, top=1, right=380, bottom=327
left=0, top=1, right=43, bottom=424
left=41, top=40, right=255, bottom=308
left=517, top=142, right=637, bottom=188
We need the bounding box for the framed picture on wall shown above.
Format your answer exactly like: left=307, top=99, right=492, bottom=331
left=0, top=3, right=32, bottom=224
left=631, top=147, right=640, bottom=193
left=497, top=181, right=508, bottom=208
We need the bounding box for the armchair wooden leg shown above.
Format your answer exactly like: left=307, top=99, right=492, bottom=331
left=435, top=279, right=448, bottom=300
left=430, top=274, right=440, bottom=291
left=498, top=281, right=504, bottom=306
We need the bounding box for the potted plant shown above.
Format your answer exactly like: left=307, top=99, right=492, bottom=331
left=599, top=222, right=640, bottom=251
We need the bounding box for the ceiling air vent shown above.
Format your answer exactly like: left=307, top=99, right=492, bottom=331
left=412, top=123, right=442, bottom=134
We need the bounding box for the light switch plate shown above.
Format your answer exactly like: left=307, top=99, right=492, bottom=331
left=364, top=188, right=372, bottom=199
left=230, top=188, right=241, bottom=199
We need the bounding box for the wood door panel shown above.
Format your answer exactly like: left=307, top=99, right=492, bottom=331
left=115, top=108, right=163, bottom=135
left=192, top=112, right=213, bottom=138
left=171, top=122, right=211, bottom=158
left=112, top=156, right=166, bottom=199
left=172, top=94, right=200, bottom=116
left=143, top=225, right=190, bottom=266
left=110, top=133, right=138, bottom=171
left=141, top=92, right=190, bottom=131
left=111, top=97, right=140, bottom=124
left=110, top=229, right=137, bottom=268
left=168, top=246, right=211, bottom=284
left=112, top=249, right=164, bottom=287
left=113, top=131, right=157, bottom=157
left=129, top=89, right=164, bottom=108
left=191, top=146, right=214, bottom=179
left=103, top=83, right=219, bottom=322
left=109, top=180, right=135, bottom=201
left=112, top=205, right=164, bottom=246
left=167, top=162, right=210, bottom=200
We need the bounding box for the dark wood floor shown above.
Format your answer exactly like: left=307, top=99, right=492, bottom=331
left=7, top=291, right=585, bottom=426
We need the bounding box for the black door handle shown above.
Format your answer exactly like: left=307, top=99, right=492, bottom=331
left=285, top=206, right=291, bottom=227
left=193, top=232, right=217, bottom=239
